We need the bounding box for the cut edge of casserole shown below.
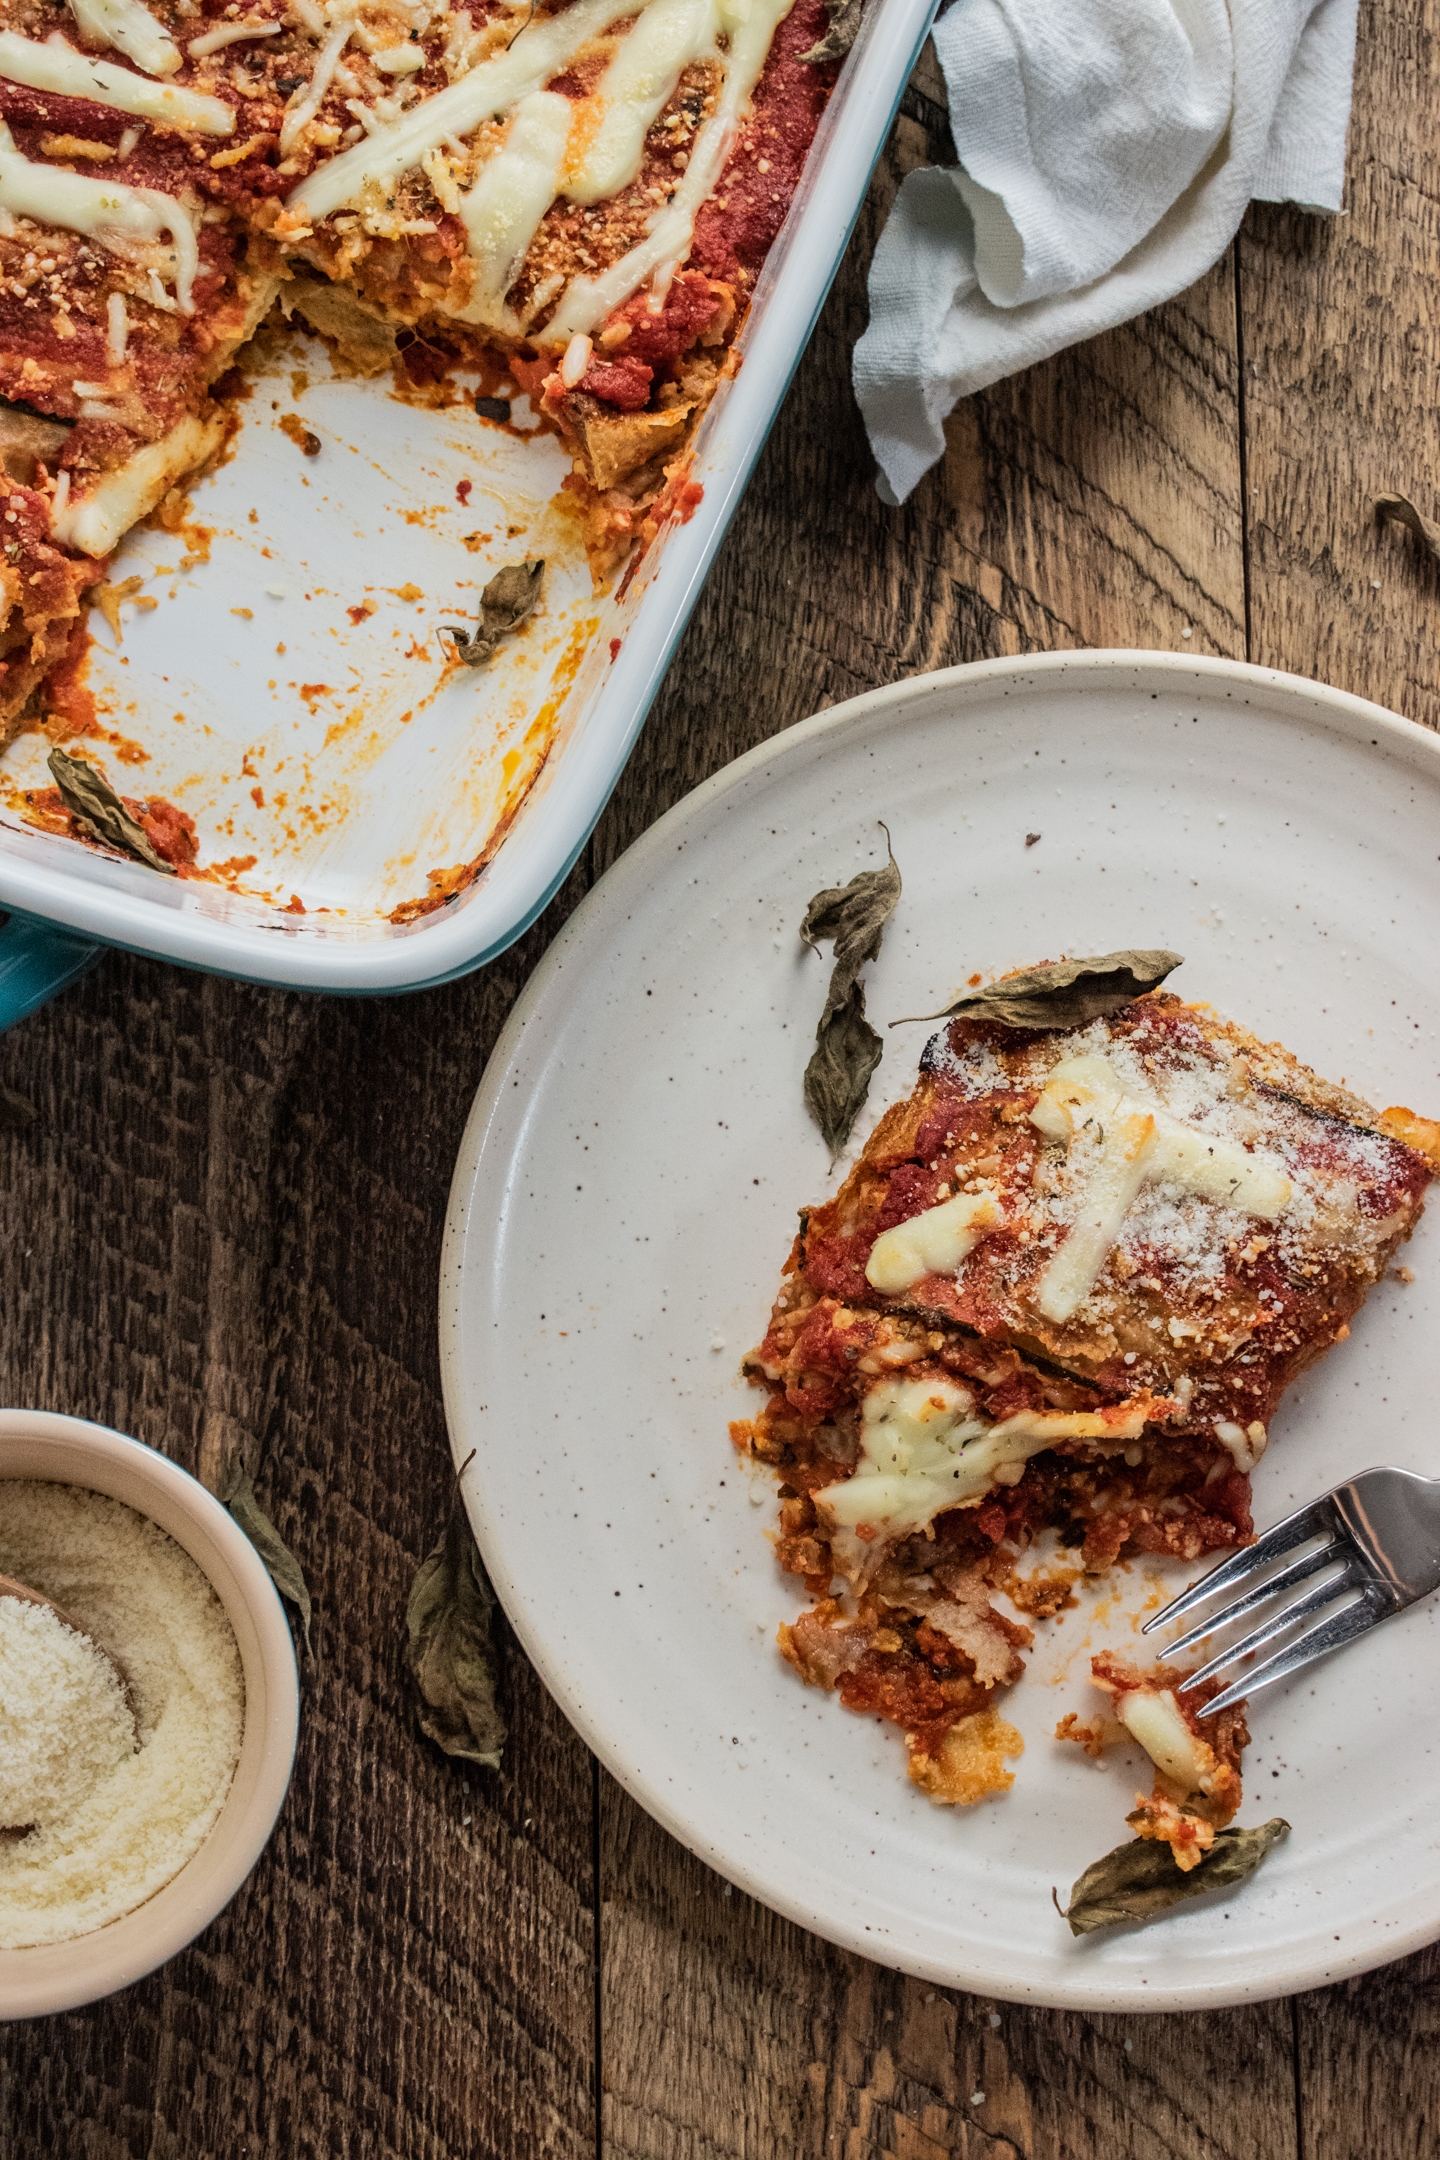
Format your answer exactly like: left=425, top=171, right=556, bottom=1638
left=0, top=0, right=839, bottom=754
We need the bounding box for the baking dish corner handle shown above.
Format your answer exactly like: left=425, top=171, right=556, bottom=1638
left=0, top=912, right=103, bottom=1030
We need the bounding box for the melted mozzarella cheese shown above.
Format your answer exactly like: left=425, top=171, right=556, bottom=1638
left=814, top=1378, right=1147, bottom=1579
left=1214, top=1418, right=1268, bottom=1472
left=187, top=18, right=282, bottom=58
left=373, top=43, right=426, bottom=74
left=865, top=1191, right=1000, bottom=1296
left=1031, top=1053, right=1292, bottom=1323
left=0, top=31, right=234, bottom=133
left=1035, top=1098, right=1157, bottom=1324
left=0, top=122, right=199, bottom=309
left=1116, top=1688, right=1214, bottom=1796
left=288, top=0, right=661, bottom=225
left=563, top=0, right=719, bottom=206
left=452, top=89, right=572, bottom=328
left=67, top=0, right=181, bottom=78
left=51, top=410, right=224, bottom=555
left=816, top=1379, right=988, bottom=1573
left=278, top=17, right=355, bottom=158
left=293, top=0, right=794, bottom=333
left=545, top=0, right=794, bottom=337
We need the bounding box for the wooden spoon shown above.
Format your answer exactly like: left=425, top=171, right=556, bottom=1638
left=0, top=1573, right=139, bottom=1839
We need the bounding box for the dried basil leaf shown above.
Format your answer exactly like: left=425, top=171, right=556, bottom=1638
left=229, top=1471, right=313, bottom=1654
left=1058, top=1818, right=1289, bottom=1936
left=801, top=834, right=901, bottom=976
left=47, top=747, right=172, bottom=875
left=804, top=976, right=884, bottom=1159
left=897, top=949, right=1183, bottom=1031
left=442, top=558, right=544, bottom=667
left=405, top=1500, right=505, bottom=1770
left=800, top=0, right=866, bottom=62
left=801, top=828, right=901, bottom=1157
left=1375, top=492, right=1440, bottom=566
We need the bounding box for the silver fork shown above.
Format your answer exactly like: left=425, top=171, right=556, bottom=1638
left=1141, top=1467, right=1440, bottom=1716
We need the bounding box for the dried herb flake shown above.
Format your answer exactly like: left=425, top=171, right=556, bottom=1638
left=801, top=827, right=901, bottom=1157
left=1375, top=492, right=1440, bottom=567
left=898, top=949, right=1182, bottom=1031
left=405, top=1500, right=505, bottom=1770
left=800, top=0, right=867, bottom=62
left=48, top=748, right=172, bottom=875
left=442, top=558, right=544, bottom=667
left=1057, top=1818, right=1289, bottom=1936
left=229, top=1471, right=313, bottom=1653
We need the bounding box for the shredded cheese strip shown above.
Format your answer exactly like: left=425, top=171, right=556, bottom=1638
left=544, top=0, right=795, bottom=337
left=287, top=0, right=664, bottom=225
left=279, top=16, right=355, bottom=157
left=105, top=286, right=128, bottom=360
left=452, top=88, right=571, bottom=327
left=562, top=0, right=720, bottom=207
left=1115, top=1690, right=1215, bottom=1797
left=445, top=0, right=723, bottom=329
left=0, top=30, right=234, bottom=134
left=420, top=142, right=462, bottom=211
left=440, top=5, right=485, bottom=82
left=0, top=119, right=199, bottom=309
left=1035, top=1101, right=1157, bottom=1324
left=187, top=19, right=283, bottom=57
left=68, top=0, right=181, bottom=77
left=866, top=1191, right=1001, bottom=1295
left=1214, top=1417, right=1268, bottom=1472
left=372, top=43, right=425, bottom=74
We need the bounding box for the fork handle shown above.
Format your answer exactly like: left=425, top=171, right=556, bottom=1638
left=1336, top=1467, right=1440, bottom=1607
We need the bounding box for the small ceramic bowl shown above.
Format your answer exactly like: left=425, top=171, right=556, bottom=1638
left=0, top=1409, right=299, bottom=2019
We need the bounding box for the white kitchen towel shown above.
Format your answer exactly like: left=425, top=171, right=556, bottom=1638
left=855, top=0, right=1359, bottom=503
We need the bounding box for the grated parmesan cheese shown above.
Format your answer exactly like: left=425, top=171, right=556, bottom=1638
left=941, top=1015, right=1395, bottom=1323
left=0, top=1596, right=134, bottom=1833
left=0, top=1480, right=244, bottom=1950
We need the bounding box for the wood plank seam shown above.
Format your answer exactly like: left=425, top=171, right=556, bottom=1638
left=1231, top=242, right=1256, bottom=663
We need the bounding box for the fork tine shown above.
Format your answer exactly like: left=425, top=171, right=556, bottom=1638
left=1175, top=1566, right=1359, bottom=1694
left=1141, top=1495, right=1335, bottom=1635
left=1162, top=1537, right=1345, bottom=1659
left=1202, top=1593, right=1384, bottom=1717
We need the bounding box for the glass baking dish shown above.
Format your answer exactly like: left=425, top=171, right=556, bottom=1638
left=0, top=0, right=936, bottom=1022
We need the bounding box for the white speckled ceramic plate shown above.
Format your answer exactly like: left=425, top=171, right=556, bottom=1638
left=440, top=651, right=1440, bottom=2010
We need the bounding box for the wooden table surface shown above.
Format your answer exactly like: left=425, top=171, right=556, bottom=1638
left=3, top=7, right=1436, bottom=2153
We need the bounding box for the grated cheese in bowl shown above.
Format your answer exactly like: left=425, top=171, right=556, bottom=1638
left=0, top=1481, right=245, bottom=1950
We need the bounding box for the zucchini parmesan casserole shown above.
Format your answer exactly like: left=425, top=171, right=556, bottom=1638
left=0, top=0, right=840, bottom=738
left=735, top=982, right=1440, bottom=1865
